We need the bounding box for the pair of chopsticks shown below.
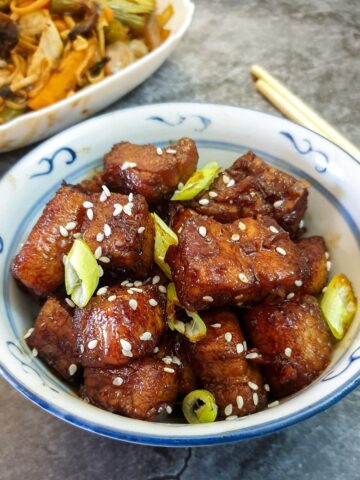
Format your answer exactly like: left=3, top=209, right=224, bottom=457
left=251, top=64, right=360, bottom=162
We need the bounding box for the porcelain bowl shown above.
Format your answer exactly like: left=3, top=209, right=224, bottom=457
left=0, top=103, right=359, bottom=446
left=0, top=0, right=194, bottom=153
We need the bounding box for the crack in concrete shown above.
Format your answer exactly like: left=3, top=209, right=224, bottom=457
left=147, top=448, right=192, bottom=480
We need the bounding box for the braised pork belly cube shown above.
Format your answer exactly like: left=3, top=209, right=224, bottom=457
left=26, top=297, right=81, bottom=383
left=189, top=151, right=309, bottom=237
left=242, top=295, right=332, bottom=398
left=11, top=185, right=89, bottom=297
left=102, top=138, right=198, bottom=204
left=187, top=309, right=267, bottom=418
left=81, top=192, right=154, bottom=278
left=74, top=284, right=166, bottom=368
left=296, top=236, right=329, bottom=294
left=77, top=173, right=103, bottom=194
left=83, top=357, right=179, bottom=420
left=165, top=212, right=309, bottom=311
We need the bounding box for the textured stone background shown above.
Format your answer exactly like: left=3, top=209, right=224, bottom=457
left=1, top=1, right=360, bottom=479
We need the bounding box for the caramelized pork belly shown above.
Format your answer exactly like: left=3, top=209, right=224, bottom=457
left=11, top=184, right=89, bottom=297
left=26, top=297, right=81, bottom=382
left=74, top=284, right=165, bottom=368
left=83, top=357, right=178, bottom=420
left=165, top=212, right=309, bottom=310
left=81, top=192, right=154, bottom=278
left=189, top=151, right=308, bottom=236
left=296, top=236, right=329, bottom=294
left=242, top=295, right=332, bottom=398
left=188, top=309, right=267, bottom=418
left=102, top=138, right=198, bottom=203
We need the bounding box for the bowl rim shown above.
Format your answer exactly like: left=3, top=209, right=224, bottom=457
left=1, top=102, right=360, bottom=447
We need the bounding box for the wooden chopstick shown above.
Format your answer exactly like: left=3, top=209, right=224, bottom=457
left=251, top=64, right=360, bottom=162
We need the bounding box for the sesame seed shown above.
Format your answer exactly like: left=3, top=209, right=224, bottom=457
left=83, top=201, right=93, bottom=209
left=65, top=221, right=77, bottom=231
left=138, top=226, right=145, bottom=234
left=121, top=161, right=137, bottom=170
left=102, top=185, right=111, bottom=196
left=222, top=174, right=230, bottom=184
left=178, top=182, right=184, bottom=190
left=236, top=343, right=244, bottom=354
left=98, top=265, right=104, bottom=277
left=122, top=349, right=133, bottom=357
left=246, top=352, right=259, bottom=360
left=156, top=147, right=163, bottom=155
left=225, top=415, right=238, bottom=421
left=162, top=356, right=173, bottom=365
left=134, top=281, right=143, bottom=287
left=239, top=273, right=249, bottom=284
left=264, top=384, right=270, bottom=392
left=225, top=332, right=232, bottom=343
left=108, top=295, right=116, bottom=302
left=140, top=332, right=152, bottom=341
left=294, top=279, right=303, bottom=287
left=209, top=191, right=218, bottom=198
left=120, top=339, right=132, bottom=351
left=132, top=287, right=143, bottom=293
left=166, top=148, right=176, bottom=154
left=198, top=226, right=207, bottom=237
left=227, top=179, right=235, bottom=188
left=88, top=340, right=98, bottom=350
left=59, top=225, right=69, bottom=237
left=73, top=232, right=82, bottom=238
left=273, top=199, right=284, bottom=208
left=285, top=347, right=292, bottom=357
left=123, top=204, right=132, bottom=216
left=199, top=198, right=209, bottom=205
left=276, top=247, right=287, bottom=256
left=32, top=348, right=38, bottom=357
left=99, top=256, right=110, bottom=263
left=153, top=346, right=159, bottom=353
left=203, top=295, right=214, bottom=302
left=129, top=299, right=138, bottom=310
left=238, top=221, right=246, bottom=231
left=299, top=220, right=305, bottom=229
left=166, top=405, right=173, bottom=414
left=65, top=298, right=75, bottom=308
left=79, top=345, right=84, bottom=354
left=96, top=232, right=104, bottom=242
left=113, top=204, right=123, bottom=216
left=268, top=400, right=279, bottom=408
left=211, top=323, right=222, bottom=328
left=325, top=251, right=330, bottom=259
left=149, top=299, right=158, bottom=307
left=164, top=367, right=175, bottom=373
left=236, top=395, right=244, bottom=409
left=128, top=193, right=134, bottom=203
left=104, top=224, right=111, bottom=237
left=159, top=285, right=167, bottom=293
left=94, top=246, right=102, bottom=259
left=231, top=234, right=240, bottom=242
left=248, top=381, right=258, bottom=391
left=326, top=261, right=332, bottom=271
left=253, top=392, right=259, bottom=406
left=224, top=404, right=233, bottom=416
left=23, top=328, right=34, bottom=340
left=86, top=209, right=94, bottom=220
left=322, top=286, right=328, bottom=293
left=68, top=364, right=77, bottom=376
left=113, top=377, right=123, bottom=386
left=125, top=282, right=134, bottom=287
left=121, top=280, right=129, bottom=286
left=172, top=356, right=181, bottom=366
left=96, top=286, right=108, bottom=296
left=269, top=225, right=279, bottom=234
left=152, top=276, right=160, bottom=285
left=127, top=289, right=134, bottom=294
left=99, top=191, right=108, bottom=203
left=243, top=340, right=247, bottom=351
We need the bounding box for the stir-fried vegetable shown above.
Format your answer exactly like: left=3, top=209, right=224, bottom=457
left=320, top=273, right=357, bottom=340
left=28, top=17, right=63, bottom=77
left=171, top=162, right=222, bottom=201
left=65, top=239, right=99, bottom=308
left=106, top=0, right=155, bottom=33
left=152, top=212, right=178, bottom=279
left=182, top=390, right=218, bottom=424
left=105, top=19, right=128, bottom=43
left=0, top=12, right=19, bottom=59
left=167, top=283, right=207, bottom=342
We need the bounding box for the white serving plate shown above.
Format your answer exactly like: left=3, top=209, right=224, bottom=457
left=0, top=103, right=359, bottom=446
left=0, top=0, right=194, bottom=152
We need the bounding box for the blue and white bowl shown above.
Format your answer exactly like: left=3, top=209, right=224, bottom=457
left=0, top=103, right=359, bottom=446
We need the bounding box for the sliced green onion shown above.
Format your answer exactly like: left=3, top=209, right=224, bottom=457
left=167, top=283, right=207, bottom=342
left=171, top=162, right=221, bottom=201
left=65, top=239, right=99, bottom=308
left=151, top=213, right=178, bottom=279
left=182, top=389, right=218, bottom=424
left=320, top=273, right=357, bottom=340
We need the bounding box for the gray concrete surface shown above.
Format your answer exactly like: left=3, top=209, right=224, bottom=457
left=1, top=1, right=360, bottom=479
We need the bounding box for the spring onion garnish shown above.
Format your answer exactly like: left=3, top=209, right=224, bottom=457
left=171, top=162, right=221, bottom=201
left=152, top=213, right=178, bottom=279
left=182, top=389, right=218, bottom=424
left=167, top=283, right=207, bottom=342
left=320, top=273, right=357, bottom=340
left=65, top=239, right=99, bottom=308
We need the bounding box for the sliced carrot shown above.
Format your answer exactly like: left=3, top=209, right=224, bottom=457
left=103, top=5, right=115, bottom=23
left=156, top=4, right=174, bottom=27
